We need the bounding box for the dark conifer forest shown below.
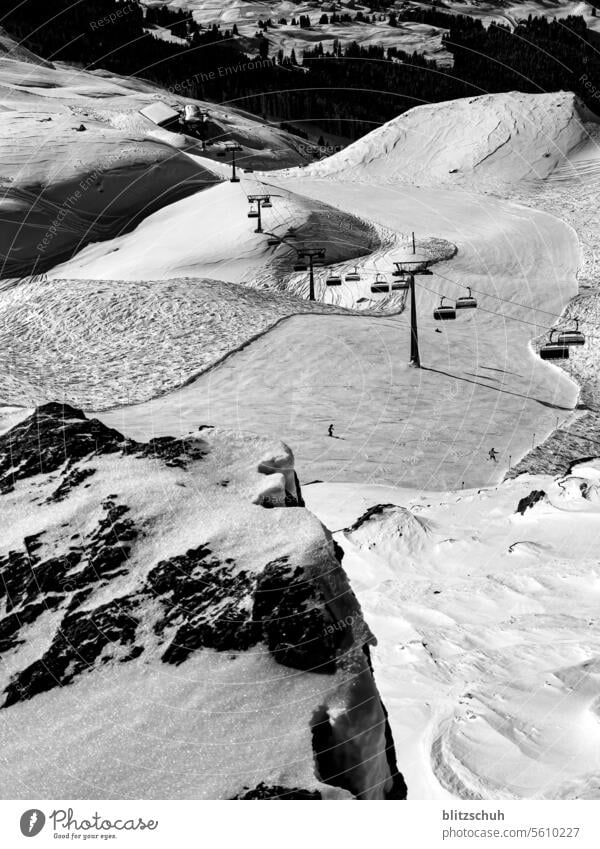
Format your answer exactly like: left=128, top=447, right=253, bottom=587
left=3, top=1, right=599, bottom=140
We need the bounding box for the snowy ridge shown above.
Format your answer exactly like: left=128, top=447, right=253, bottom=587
left=292, top=92, right=598, bottom=190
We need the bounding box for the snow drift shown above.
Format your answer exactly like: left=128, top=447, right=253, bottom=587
left=305, top=467, right=600, bottom=799
left=0, top=403, right=406, bottom=800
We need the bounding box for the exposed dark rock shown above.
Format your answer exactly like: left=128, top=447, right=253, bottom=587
left=148, top=545, right=260, bottom=664
left=254, top=557, right=347, bottom=674
left=49, top=464, right=96, bottom=502
left=0, top=403, right=210, bottom=496
left=0, top=402, right=125, bottom=493
left=233, top=783, right=322, bottom=800
left=4, top=596, right=140, bottom=707
left=516, top=489, right=546, bottom=515
left=345, top=502, right=399, bottom=531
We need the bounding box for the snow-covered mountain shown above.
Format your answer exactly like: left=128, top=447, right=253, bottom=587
left=294, top=91, right=600, bottom=190
left=0, top=402, right=406, bottom=799
left=0, top=29, right=314, bottom=277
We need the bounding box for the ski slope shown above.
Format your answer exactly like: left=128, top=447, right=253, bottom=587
left=97, top=182, right=579, bottom=490
left=46, top=178, right=380, bottom=294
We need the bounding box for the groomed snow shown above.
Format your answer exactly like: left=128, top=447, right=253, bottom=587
left=96, top=181, right=579, bottom=490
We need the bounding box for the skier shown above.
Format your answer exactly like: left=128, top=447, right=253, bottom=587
left=488, top=447, right=498, bottom=462
left=328, top=424, right=334, bottom=438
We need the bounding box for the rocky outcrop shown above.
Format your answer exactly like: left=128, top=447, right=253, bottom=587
left=0, top=403, right=404, bottom=800
left=515, top=489, right=546, bottom=515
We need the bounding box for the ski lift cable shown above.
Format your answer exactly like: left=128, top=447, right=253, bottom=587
left=413, top=277, right=566, bottom=335
left=432, top=269, right=570, bottom=320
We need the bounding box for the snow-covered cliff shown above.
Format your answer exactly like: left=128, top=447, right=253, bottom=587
left=0, top=403, right=405, bottom=799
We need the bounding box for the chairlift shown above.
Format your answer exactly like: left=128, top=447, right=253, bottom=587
left=455, top=286, right=478, bottom=309
left=217, top=148, right=227, bottom=158
left=556, top=318, right=585, bottom=346
left=326, top=272, right=342, bottom=286
left=248, top=206, right=259, bottom=219
left=267, top=237, right=280, bottom=246
left=262, top=197, right=272, bottom=208
left=243, top=168, right=254, bottom=173
left=345, top=266, right=361, bottom=282
left=294, top=262, right=308, bottom=272
left=391, top=273, right=410, bottom=291
left=540, top=329, right=569, bottom=360
left=433, top=296, right=456, bottom=321
left=371, top=273, right=390, bottom=293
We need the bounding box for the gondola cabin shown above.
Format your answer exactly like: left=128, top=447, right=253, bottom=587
left=371, top=274, right=389, bottom=293
left=540, top=343, right=570, bottom=360
left=540, top=330, right=569, bottom=360
left=455, top=287, right=477, bottom=309
left=433, top=297, right=456, bottom=321
left=556, top=319, right=585, bottom=346
left=391, top=274, right=410, bottom=291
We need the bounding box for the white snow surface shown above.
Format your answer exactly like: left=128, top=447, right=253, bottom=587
left=304, top=470, right=600, bottom=799
left=96, top=181, right=579, bottom=490
left=0, top=38, right=315, bottom=277
left=292, top=92, right=598, bottom=191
